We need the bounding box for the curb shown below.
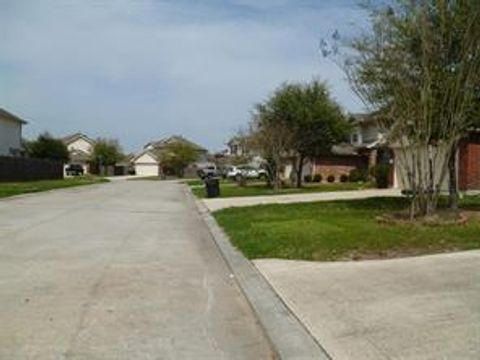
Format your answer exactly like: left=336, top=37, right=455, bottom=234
left=187, top=188, right=331, bottom=360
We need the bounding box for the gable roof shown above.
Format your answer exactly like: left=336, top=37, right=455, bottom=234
left=62, top=133, right=95, bottom=146
left=144, top=135, right=207, bottom=153
left=132, top=149, right=160, bottom=164
left=0, top=108, right=28, bottom=124
left=69, top=149, right=91, bottom=162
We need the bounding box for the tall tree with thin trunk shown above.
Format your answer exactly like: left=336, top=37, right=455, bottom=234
left=249, top=101, right=293, bottom=191
left=346, top=0, right=480, bottom=217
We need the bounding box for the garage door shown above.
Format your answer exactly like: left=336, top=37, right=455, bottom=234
left=135, top=164, right=159, bottom=177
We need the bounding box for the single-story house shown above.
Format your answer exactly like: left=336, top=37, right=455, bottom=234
left=133, top=135, right=208, bottom=177
left=62, top=133, right=95, bottom=174
left=0, top=108, right=27, bottom=157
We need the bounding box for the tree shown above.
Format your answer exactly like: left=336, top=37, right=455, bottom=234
left=91, top=138, right=124, bottom=173
left=26, top=133, right=70, bottom=162
left=346, top=1, right=480, bottom=218
left=159, top=142, right=199, bottom=178
left=248, top=81, right=350, bottom=188
left=278, top=81, right=350, bottom=187
left=249, top=100, right=293, bottom=191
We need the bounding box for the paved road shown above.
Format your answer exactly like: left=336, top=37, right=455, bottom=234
left=255, top=252, right=480, bottom=359
left=203, top=188, right=402, bottom=211
left=0, top=181, right=273, bottom=359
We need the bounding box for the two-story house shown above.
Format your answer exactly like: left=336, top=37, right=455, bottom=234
left=0, top=108, right=27, bottom=157
left=132, top=135, right=208, bottom=177
left=62, top=133, right=96, bottom=174
left=304, top=113, right=392, bottom=184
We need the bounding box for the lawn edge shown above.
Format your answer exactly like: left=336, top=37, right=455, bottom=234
left=185, top=185, right=331, bottom=360
left=0, top=179, right=110, bottom=201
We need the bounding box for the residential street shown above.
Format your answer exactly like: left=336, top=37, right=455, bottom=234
left=0, top=181, right=273, bottom=359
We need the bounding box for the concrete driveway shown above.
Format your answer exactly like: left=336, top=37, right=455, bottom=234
left=0, top=181, right=273, bottom=359
left=255, top=251, right=480, bottom=359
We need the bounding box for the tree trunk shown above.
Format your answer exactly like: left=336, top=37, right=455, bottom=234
left=448, top=145, right=459, bottom=211
left=295, top=155, right=305, bottom=188
left=273, top=155, right=282, bottom=192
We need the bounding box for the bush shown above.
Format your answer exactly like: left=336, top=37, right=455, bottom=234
left=327, top=175, right=336, bottom=183
left=349, top=168, right=368, bottom=182
left=313, top=174, right=322, bottom=183
left=373, top=164, right=391, bottom=189
left=26, top=133, right=70, bottom=162
left=340, top=174, right=348, bottom=183
left=304, top=174, right=312, bottom=183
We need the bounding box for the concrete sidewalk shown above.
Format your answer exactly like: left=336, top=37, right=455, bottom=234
left=203, top=188, right=401, bottom=211
left=255, top=251, right=480, bottom=360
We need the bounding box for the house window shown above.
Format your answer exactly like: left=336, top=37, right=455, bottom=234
left=351, top=133, right=361, bottom=145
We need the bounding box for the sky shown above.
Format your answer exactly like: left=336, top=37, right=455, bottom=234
left=1, top=0, right=370, bottom=153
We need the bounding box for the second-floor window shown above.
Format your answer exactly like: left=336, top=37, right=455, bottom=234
left=351, top=133, right=362, bottom=145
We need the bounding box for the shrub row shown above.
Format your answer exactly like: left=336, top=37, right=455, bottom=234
left=304, top=168, right=368, bottom=184
left=303, top=165, right=391, bottom=187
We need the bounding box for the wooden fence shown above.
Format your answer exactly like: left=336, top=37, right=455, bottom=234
left=0, top=156, right=64, bottom=182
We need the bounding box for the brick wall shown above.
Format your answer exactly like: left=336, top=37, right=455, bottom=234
left=312, top=155, right=368, bottom=182
left=459, top=134, right=480, bottom=190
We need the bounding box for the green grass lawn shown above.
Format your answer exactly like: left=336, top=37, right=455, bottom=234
left=0, top=177, right=109, bottom=199
left=192, top=181, right=373, bottom=198
left=214, top=196, right=480, bottom=261
left=128, top=176, right=201, bottom=183
left=128, top=176, right=164, bottom=181
left=185, top=178, right=235, bottom=187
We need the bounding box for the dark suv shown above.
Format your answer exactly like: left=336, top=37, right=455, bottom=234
left=65, top=164, right=84, bottom=176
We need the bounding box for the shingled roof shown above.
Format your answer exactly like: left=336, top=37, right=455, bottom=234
left=0, top=108, right=28, bottom=124
left=62, top=133, right=95, bottom=146
left=144, top=135, right=207, bottom=153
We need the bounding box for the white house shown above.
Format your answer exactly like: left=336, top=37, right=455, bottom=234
left=133, top=135, right=208, bottom=177
left=132, top=150, right=161, bottom=176
left=0, top=108, right=27, bottom=156
left=62, top=133, right=95, bottom=174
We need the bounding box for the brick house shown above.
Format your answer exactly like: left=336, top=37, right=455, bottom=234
left=388, top=130, right=480, bottom=192
left=310, top=154, right=368, bottom=181
left=296, top=114, right=388, bottom=183
left=458, top=132, right=480, bottom=191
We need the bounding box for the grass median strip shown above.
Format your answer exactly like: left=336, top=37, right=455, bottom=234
left=214, top=196, right=480, bottom=261
left=0, top=177, right=109, bottom=199
left=192, top=181, right=373, bottom=198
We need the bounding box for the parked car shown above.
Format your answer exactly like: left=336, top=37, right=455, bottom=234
left=217, top=166, right=230, bottom=179
left=227, top=165, right=268, bottom=180
left=65, top=164, right=84, bottom=176
left=197, top=165, right=218, bottom=179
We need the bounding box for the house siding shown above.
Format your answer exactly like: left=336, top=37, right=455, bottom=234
left=361, top=123, right=380, bottom=144
left=134, top=152, right=159, bottom=176
left=0, top=118, right=22, bottom=156
left=67, top=138, right=93, bottom=154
